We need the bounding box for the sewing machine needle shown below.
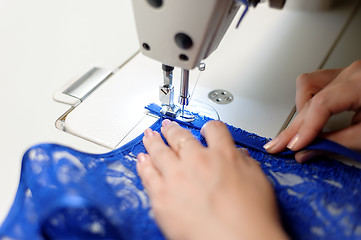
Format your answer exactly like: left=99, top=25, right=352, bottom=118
left=179, top=69, right=190, bottom=115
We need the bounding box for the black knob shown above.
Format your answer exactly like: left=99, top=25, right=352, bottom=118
left=147, top=0, right=163, bottom=8
left=175, top=33, right=193, bottom=50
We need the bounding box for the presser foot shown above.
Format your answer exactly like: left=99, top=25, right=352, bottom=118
left=176, top=109, right=195, bottom=123
left=160, top=99, right=220, bottom=123
left=160, top=104, right=196, bottom=122
left=160, top=105, right=180, bottom=118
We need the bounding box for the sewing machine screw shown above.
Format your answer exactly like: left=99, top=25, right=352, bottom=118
left=142, top=43, right=151, bottom=51
left=147, top=0, right=163, bottom=8
left=179, top=54, right=189, bottom=61
left=208, top=89, right=234, bottom=104
left=198, top=62, right=206, bottom=71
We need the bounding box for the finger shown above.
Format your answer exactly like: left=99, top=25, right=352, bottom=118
left=295, top=150, right=328, bottom=163
left=322, top=124, right=361, bottom=151
left=137, top=153, right=164, bottom=199
left=264, top=107, right=308, bottom=153
left=239, top=148, right=250, bottom=157
left=267, top=66, right=358, bottom=153
left=236, top=148, right=253, bottom=166
left=295, top=74, right=319, bottom=112
left=295, top=68, right=343, bottom=111
left=271, top=87, right=358, bottom=153
left=289, top=83, right=359, bottom=151
left=161, top=119, right=204, bottom=157
left=268, top=68, right=344, bottom=153
left=200, top=121, right=235, bottom=153
left=351, top=111, right=361, bottom=124
left=142, top=128, right=179, bottom=174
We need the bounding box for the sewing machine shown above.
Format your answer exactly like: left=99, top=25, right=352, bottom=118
left=132, top=0, right=286, bottom=120
left=1, top=0, right=361, bottom=224
left=52, top=0, right=361, bottom=150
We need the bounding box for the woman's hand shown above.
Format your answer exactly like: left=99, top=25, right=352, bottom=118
left=264, top=60, right=361, bottom=162
left=137, top=119, right=288, bottom=240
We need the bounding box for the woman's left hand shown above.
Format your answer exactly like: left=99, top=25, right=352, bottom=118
left=137, top=119, right=288, bottom=240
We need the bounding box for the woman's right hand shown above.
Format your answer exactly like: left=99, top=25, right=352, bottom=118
left=264, top=60, right=361, bottom=162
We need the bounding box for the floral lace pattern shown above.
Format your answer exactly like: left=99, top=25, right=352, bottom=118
left=1, top=105, right=361, bottom=239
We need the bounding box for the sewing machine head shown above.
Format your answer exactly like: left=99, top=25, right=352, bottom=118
left=133, top=0, right=286, bottom=70
left=132, top=0, right=286, bottom=120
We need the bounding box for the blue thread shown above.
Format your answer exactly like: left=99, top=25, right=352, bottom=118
left=235, top=0, right=249, bottom=28
left=1, top=104, right=361, bottom=239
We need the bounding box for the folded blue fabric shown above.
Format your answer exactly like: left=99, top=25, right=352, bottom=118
left=1, top=104, right=361, bottom=240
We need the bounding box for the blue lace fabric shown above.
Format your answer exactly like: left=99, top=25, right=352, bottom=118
left=1, top=104, right=361, bottom=240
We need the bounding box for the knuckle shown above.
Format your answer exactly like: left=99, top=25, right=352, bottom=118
left=310, top=93, right=327, bottom=109
left=184, top=150, right=213, bottom=170
left=225, top=148, right=241, bottom=162
left=167, top=124, right=190, bottom=140
left=350, top=59, right=361, bottom=69
left=208, top=148, right=238, bottom=164
left=170, top=168, right=187, bottom=181
left=211, top=120, right=226, bottom=129
left=206, top=120, right=226, bottom=132
left=192, top=147, right=208, bottom=157
left=296, top=73, right=313, bottom=89
left=191, top=151, right=209, bottom=164
left=164, top=124, right=178, bottom=138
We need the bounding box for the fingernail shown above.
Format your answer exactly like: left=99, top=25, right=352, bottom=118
left=263, top=138, right=278, bottom=151
left=297, top=150, right=317, bottom=163
left=200, top=122, right=208, bottom=136
left=162, top=119, right=172, bottom=128
left=144, top=128, right=154, bottom=138
left=241, top=148, right=250, bottom=156
left=287, top=134, right=299, bottom=150
left=137, top=153, right=147, bottom=163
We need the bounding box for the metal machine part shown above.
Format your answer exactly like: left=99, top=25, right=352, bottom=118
left=159, top=65, right=174, bottom=109
left=159, top=64, right=195, bottom=121
left=178, top=69, right=195, bottom=121
left=54, top=67, right=112, bottom=107
left=159, top=64, right=181, bottom=118
left=178, top=69, right=190, bottom=108
left=208, top=89, right=234, bottom=104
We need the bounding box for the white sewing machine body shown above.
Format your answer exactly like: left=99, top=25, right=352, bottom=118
left=132, top=0, right=242, bottom=70
left=1, top=0, right=361, bottom=225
